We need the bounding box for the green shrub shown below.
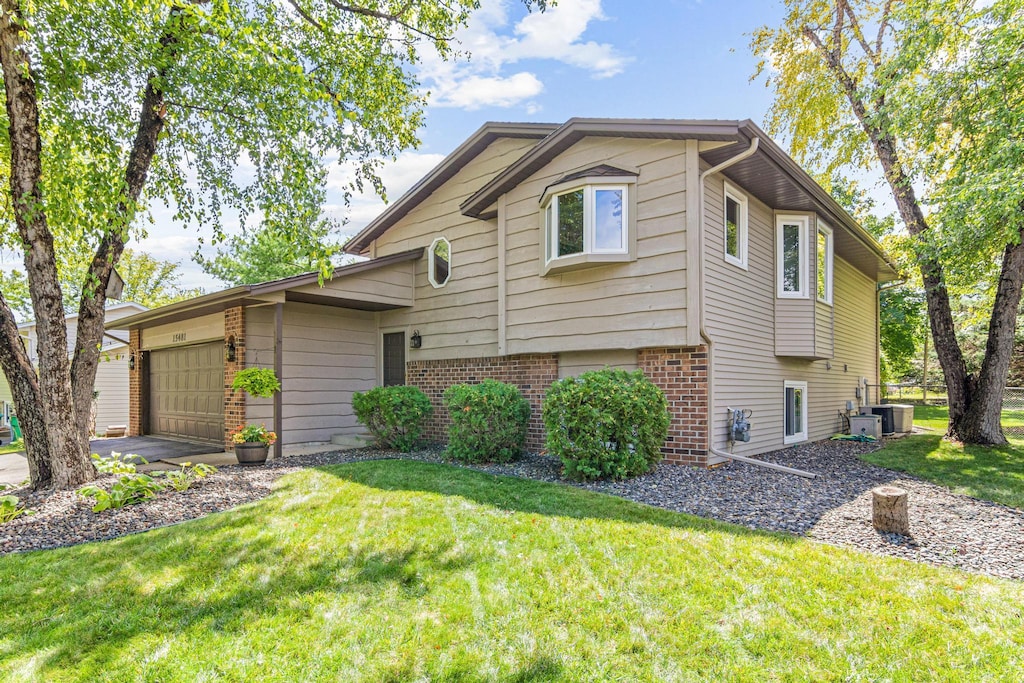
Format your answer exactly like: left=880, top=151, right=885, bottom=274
left=444, top=380, right=531, bottom=463
left=78, top=474, right=165, bottom=513
left=154, top=462, right=218, bottom=492
left=542, top=369, right=670, bottom=481
left=352, top=385, right=433, bottom=452
left=92, top=451, right=146, bottom=474
left=0, top=495, right=33, bottom=523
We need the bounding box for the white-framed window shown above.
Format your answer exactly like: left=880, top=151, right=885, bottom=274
left=816, top=222, right=833, bottom=304
left=723, top=181, right=748, bottom=269
left=776, top=215, right=809, bottom=298
left=428, top=236, right=451, bottom=288
left=543, top=184, right=630, bottom=263
left=783, top=380, right=808, bottom=444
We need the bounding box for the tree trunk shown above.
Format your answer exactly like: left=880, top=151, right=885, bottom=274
left=0, top=294, right=52, bottom=487
left=948, top=233, right=1024, bottom=444
left=0, top=0, right=93, bottom=489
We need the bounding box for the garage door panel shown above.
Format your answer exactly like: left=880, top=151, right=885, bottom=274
left=149, top=342, right=224, bottom=444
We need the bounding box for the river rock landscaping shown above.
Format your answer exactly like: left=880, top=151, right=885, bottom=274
left=2, top=440, right=1022, bottom=580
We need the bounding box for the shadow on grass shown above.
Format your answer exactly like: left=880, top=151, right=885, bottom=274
left=314, top=459, right=793, bottom=542
left=862, top=434, right=1024, bottom=509
left=0, top=459, right=796, bottom=678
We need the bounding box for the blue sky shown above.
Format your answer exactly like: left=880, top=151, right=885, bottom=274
left=150, top=0, right=791, bottom=291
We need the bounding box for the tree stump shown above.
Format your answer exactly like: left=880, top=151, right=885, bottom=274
left=871, top=485, right=909, bottom=535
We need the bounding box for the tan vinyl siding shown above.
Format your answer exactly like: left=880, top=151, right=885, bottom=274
left=704, top=173, right=878, bottom=455
left=557, top=349, right=638, bottom=379
left=504, top=137, right=689, bottom=355
left=289, top=261, right=415, bottom=308
left=815, top=300, right=835, bottom=359
left=141, top=313, right=224, bottom=350
left=94, top=350, right=130, bottom=431
left=774, top=298, right=815, bottom=357
left=374, top=137, right=540, bottom=361
left=246, top=303, right=377, bottom=444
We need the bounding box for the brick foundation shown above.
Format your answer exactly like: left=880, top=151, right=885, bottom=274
left=406, top=348, right=709, bottom=466
left=128, top=329, right=142, bottom=437
left=407, top=354, right=559, bottom=453
left=223, top=306, right=246, bottom=450
left=638, top=347, right=709, bottom=466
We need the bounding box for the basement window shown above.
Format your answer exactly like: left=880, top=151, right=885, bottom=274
left=784, top=380, right=808, bottom=444
left=540, top=169, right=636, bottom=275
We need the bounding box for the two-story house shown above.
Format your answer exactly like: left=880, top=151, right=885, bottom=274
left=117, top=119, right=897, bottom=465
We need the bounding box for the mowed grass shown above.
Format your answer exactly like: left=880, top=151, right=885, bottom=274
left=862, top=405, right=1024, bottom=509
left=1, top=460, right=1023, bottom=681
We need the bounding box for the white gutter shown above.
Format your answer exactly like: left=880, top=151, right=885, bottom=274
left=695, top=137, right=817, bottom=479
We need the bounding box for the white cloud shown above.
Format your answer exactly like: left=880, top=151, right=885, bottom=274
left=430, top=72, right=544, bottom=110
left=422, top=0, right=629, bottom=111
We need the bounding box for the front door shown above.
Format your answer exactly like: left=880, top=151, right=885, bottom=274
left=382, top=332, right=405, bottom=386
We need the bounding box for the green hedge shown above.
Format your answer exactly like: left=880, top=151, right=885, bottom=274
left=444, top=380, right=531, bottom=463
left=542, top=369, right=669, bottom=480
left=352, top=386, right=433, bottom=452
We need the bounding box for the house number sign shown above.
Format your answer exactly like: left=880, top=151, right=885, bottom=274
left=172, top=332, right=187, bottom=343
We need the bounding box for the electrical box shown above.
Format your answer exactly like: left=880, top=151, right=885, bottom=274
left=849, top=414, right=882, bottom=439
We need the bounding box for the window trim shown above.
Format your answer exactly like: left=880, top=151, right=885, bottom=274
left=723, top=181, right=748, bottom=270
left=816, top=222, right=834, bottom=305
left=427, top=236, right=451, bottom=289
left=539, top=174, right=637, bottom=275
left=783, top=380, right=808, bottom=444
left=776, top=214, right=809, bottom=299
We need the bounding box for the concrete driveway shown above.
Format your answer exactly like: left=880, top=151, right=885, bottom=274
left=90, top=436, right=222, bottom=463
left=0, top=436, right=224, bottom=486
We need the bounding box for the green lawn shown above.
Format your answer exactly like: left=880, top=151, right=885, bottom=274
left=861, top=406, right=1024, bottom=510
left=0, top=441, right=24, bottom=456
left=1, top=461, right=1022, bottom=681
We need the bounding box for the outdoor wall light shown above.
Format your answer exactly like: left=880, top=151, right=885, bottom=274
left=410, top=330, right=422, bottom=349
left=225, top=336, right=237, bottom=363
left=128, top=353, right=136, bottom=371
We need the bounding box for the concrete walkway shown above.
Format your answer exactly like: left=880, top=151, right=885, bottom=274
left=0, top=437, right=366, bottom=485
left=0, top=452, right=28, bottom=487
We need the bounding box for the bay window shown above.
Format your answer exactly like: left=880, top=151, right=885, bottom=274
left=540, top=172, right=635, bottom=274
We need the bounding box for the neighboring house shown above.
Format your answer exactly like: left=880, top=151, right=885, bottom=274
left=0, top=301, right=148, bottom=436
left=117, top=119, right=897, bottom=465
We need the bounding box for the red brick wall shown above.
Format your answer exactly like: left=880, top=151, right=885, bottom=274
left=638, top=347, right=709, bottom=466
left=128, top=329, right=142, bottom=436
left=223, top=306, right=246, bottom=450
left=406, top=354, right=559, bottom=452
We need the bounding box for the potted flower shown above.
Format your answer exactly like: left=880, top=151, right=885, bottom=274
left=231, top=424, right=277, bottom=465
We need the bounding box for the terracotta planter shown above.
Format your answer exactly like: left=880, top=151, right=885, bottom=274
left=234, top=442, right=269, bottom=466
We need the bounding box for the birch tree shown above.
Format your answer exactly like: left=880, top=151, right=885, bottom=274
left=0, top=0, right=543, bottom=489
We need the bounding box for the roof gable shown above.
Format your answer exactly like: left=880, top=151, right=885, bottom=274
left=343, top=122, right=558, bottom=255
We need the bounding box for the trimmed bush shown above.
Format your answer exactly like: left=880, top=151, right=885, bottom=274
left=352, top=386, right=433, bottom=452
left=444, top=380, right=531, bottom=463
left=542, top=369, right=669, bottom=481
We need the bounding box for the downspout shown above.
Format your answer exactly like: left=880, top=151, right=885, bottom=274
left=695, top=138, right=817, bottom=479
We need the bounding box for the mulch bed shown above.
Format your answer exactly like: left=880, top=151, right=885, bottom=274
left=2, top=441, right=1022, bottom=581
